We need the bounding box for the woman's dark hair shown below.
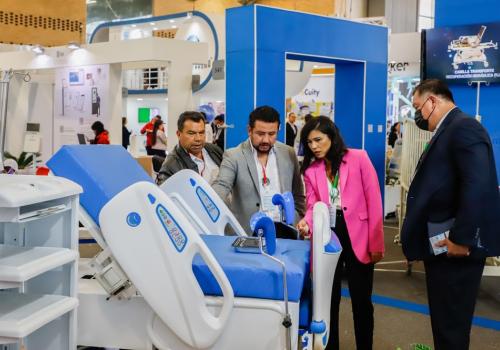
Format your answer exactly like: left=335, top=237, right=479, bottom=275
left=151, top=119, right=163, bottom=145
left=300, top=116, right=348, bottom=175
left=388, top=122, right=400, bottom=148
left=91, top=121, right=105, bottom=135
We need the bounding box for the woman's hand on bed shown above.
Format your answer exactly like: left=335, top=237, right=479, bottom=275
left=297, top=219, right=310, bottom=239
left=370, top=252, right=384, bottom=264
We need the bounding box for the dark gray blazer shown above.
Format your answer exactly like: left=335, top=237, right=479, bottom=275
left=212, top=140, right=305, bottom=234
left=156, top=143, right=223, bottom=185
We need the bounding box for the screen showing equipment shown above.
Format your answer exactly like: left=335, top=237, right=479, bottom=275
left=423, top=22, right=500, bottom=84
left=26, top=123, right=40, bottom=132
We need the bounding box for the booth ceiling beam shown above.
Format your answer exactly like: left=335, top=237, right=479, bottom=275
left=0, top=37, right=208, bottom=71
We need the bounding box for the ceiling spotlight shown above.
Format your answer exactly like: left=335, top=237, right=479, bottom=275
left=172, top=25, right=177, bottom=29
left=137, top=98, right=143, bottom=101
left=150, top=22, right=156, bottom=26
left=153, top=27, right=158, bottom=31
left=131, top=24, right=137, bottom=28
left=169, top=19, right=175, bottom=23
left=32, top=44, right=44, bottom=55
left=67, top=41, right=80, bottom=50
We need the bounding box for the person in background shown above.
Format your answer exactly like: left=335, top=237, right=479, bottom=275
left=150, top=119, right=167, bottom=157
left=296, top=116, right=384, bottom=350
left=213, top=114, right=226, bottom=150
left=212, top=105, right=305, bottom=234
left=401, top=79, right=500, bottom=350
left=285, top=112, right=298, bottom=147
left=157, top=111, right=223, bottom=185
left=122, top=117, right=132, bottom=149
left=200, top=111, right=214, bottom=144
left=141, top=114, right=161, bottom=155
left=90, top=121, right=110, bottom=144
left=388, top=121, right=401, bottom=148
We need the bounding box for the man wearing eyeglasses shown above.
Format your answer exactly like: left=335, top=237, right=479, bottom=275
left=156, top=111, right=223, bottom=185
left=401, top=79, right=500, bottom=350
left=212, top=105, right=305, bottom=234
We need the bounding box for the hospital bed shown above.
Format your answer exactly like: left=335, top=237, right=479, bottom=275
left=47, top=145, right=341, bottom=350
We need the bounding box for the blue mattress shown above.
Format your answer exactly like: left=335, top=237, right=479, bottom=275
left=47, top=145, right=153, bottom=225
left=194, top=235, right=310, bottom=303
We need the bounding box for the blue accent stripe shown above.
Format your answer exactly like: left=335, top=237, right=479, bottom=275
left=89, top=11, right=219, bottom=93
left=341, top=288, right=500, bottom=331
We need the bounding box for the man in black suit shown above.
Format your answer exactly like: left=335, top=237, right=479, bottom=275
left=285, top=112, right=298, bottom=147
left=401, top=79, right=500, bottom=350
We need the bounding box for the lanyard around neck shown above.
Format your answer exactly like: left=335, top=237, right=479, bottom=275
left=329, top=171, right=340, bottom=201
left=261, top=163, right=270, bottom=186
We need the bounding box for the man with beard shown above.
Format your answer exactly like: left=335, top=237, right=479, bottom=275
left=212, top=105, right=305, bottom=234
left=156, top=111, right=223, bottom=185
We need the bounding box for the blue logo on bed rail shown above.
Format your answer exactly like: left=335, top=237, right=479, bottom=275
left=156, top=204, right=188, bottom=252
left=126, top=212, right=141, bottom=227
left=195, top=186, right=220, bottom=222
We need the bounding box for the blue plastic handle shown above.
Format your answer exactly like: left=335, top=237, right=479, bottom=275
left=272, top=191, right=295, bottom=225
left=249, top=212, right=276, bottom=255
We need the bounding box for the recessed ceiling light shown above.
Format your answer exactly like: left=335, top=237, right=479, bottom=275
left=153, top=27, right=158, bottom=31
left=67, top=41, right=80, bottom=50
left=131, top=24, right=137, bottom=28
left=31, top=44, right=44, bottom=55
left=313, top=65, right=318, bottom=68
left=150, top=22, right=156, bottom=26
left=169, top=19, right=175, bottom=23
left=137, top=98, right=143, bottom=101
left=172, top=25, right=177, bottom=29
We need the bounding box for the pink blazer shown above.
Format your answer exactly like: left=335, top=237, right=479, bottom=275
left=304, top=149, right=384, bottom=264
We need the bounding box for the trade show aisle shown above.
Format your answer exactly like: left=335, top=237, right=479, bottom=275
left=336, top=225, right=500, bottom=349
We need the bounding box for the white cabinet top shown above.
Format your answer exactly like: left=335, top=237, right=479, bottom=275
left=0, top=175, right=82, bottom=207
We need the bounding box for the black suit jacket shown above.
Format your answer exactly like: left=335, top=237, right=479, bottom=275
left=401, top=108, right=500, bottom=260
left=286, top=122, right=297, bottom=147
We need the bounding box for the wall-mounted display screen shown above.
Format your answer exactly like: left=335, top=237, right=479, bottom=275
left=138, top=107, right=160, bottom=123
left=423, top=22, right=500, bottom=84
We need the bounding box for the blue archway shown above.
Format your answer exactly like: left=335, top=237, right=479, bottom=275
left=226, top=5, right=388, bottom=193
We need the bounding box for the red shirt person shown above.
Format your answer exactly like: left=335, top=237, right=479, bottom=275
left=90, top=121, right=110, bottom=144
left=141, top=114, right=162, bottom=155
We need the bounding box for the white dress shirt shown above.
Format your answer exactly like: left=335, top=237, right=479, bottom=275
left=250, top=140, right=281, bottom=220
left=189, top=148, right=219, bottom=184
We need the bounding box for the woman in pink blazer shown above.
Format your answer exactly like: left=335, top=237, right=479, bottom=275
left=297, top=116, right=384, bottom=350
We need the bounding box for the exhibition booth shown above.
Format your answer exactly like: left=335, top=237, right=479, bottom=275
left=0, top=2, right=498, bottom=350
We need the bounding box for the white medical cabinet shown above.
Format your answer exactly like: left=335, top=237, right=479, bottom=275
left=0, top=175, right=81, bottom=349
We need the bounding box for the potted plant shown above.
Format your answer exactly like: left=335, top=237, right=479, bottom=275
left=3, top=151, right=41, bottom=174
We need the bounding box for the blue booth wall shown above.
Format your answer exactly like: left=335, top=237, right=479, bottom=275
left=435, top=0, right=500, bottom=181
left=226, top=5, right=388, bottom=194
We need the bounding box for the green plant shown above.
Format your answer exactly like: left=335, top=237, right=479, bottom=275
left=4, top=151, right=41, bottom=169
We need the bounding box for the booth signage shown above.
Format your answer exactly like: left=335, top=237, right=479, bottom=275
left=212, top=60, right=225, bottom=80
left=424, top=21, right=500, bottom=84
